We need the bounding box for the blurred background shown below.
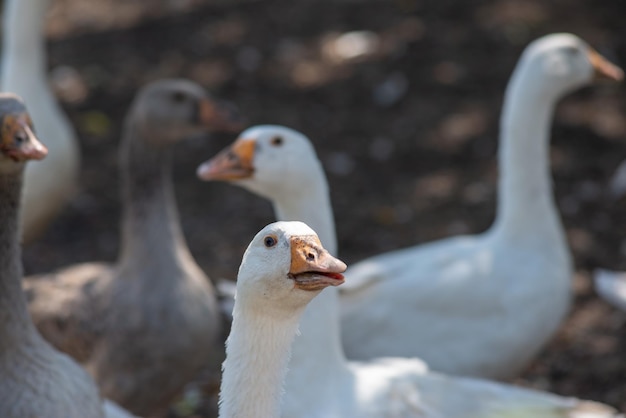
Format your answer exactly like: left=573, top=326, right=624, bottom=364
left=11, top=0, right=626, bottom=415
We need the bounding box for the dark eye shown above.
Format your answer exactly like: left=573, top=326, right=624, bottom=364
left=264, top=235, right=277, bottom=247
left=271, top=136, right=283, bottom=146
left=171, top=91, right=187, bottom=103
left=14, top=133, right=26, bottom=144
left=562, top=46, right=580, bottom=56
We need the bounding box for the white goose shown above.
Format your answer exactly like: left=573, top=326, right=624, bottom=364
left=199, top=126, right=621, bottom=418
left=335, top=33, right=623, bottom=380
left=1, top=0, right=80, bottom=242
left=338, top=34, right=625, bottom=380
left=594, top=270, right=626, bottom=311
left=219, top=221, right=346, bottom=418
left=199, top=35, right=624, bottom=381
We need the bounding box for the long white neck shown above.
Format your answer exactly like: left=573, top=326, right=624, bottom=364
left=219, top=302, right=304, bottom=418
left=1, top=0, right=49, bottom=89
left=272, top=182, right=336, bottom=255
left=268, top=166, right=348, bottom=389
left=490, top=69, right=564, bottom=242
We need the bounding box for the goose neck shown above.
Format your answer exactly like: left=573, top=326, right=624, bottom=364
left=271, top=174, right=336, bottom=255
left=117, top=119, right=190, bottom=272
left=285, top=286, right=348, bottom=382
left=1, top=0, right=48, bottom=75
left=0, top=167, right=38, bottom=346
left=491, top=74, right=562, bottom=239
left=268, top=170, right=349, bottom=387
left=219, top=302, right=304, bottom=418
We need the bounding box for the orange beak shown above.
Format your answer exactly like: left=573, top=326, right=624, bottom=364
left=196, top=98, right=244, bottom=133
left=289, top=235, right=346, bottom=291
left=588, top=48, right=624, bottom=82
left=0, top=114, right=48, bottom=162
left=197, top=138, right=256, bottom=181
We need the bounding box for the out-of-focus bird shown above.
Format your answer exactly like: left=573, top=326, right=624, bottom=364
left=23, top=79, right=242, bottom=416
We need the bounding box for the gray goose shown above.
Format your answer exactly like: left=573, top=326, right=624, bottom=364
left=23, top=79, right=241, bottom=416
left=0, top=93, right=105, bottom=418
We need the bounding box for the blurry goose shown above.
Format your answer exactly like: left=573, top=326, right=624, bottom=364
left=1, top=0, right=80, bottom=242
left=0, top=93, right=138, bottom=418
left=333, top=34, right=623, bottom=379
left=23, top=79, right=241, bottom=416
left=219, top=221, right=346, bottom=418
left=594, top=270, right=626, bottom=311
left=198, top=125, right=621, bottom=417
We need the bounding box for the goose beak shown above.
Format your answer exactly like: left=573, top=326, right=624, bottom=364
left=289, top=235, right=346, bottom=291
left=588, top=48, right=624, bottom=82
left=197, top=138, right=255, bottom=181
left=0, top=114, right=48, bottom=162
left=195, top=98, right=244, bottom=133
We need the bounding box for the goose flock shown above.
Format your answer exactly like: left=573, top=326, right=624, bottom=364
left=1, top=0, right=625, bottom=417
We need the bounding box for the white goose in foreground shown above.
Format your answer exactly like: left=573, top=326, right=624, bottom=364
left=0, top=94, right=136, bottom=418
left=199, top=126, right=621, bottom=418
left=1, top=0, right=80, bottom=242
left=219, top=221, right=346, bottom=418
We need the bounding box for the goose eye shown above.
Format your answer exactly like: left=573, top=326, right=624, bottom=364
left=271, top=136, right=283, bottom=146
left=264, top=235, right=278, bottom=248
left=171, top=91, right=187, bottom=103
left=14, top=133, right=26, bottom=145
left=562, top=46, right=580, bottom=56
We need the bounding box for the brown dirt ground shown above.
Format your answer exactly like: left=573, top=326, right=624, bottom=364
left=14, top=0, right=626, bottom=415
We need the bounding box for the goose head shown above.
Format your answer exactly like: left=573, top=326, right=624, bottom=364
left=196, top=125, right=320, bottom=200
left=237, top=221, right=346, bottom=312
left=130, top=79, right=243, bottom=144
left=0, top=93, right=47, bottom=170
left=515, top=33, right=623, bottom=99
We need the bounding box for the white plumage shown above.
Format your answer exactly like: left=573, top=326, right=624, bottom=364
left=199, top=123, right=621, bottom=417
left=219, top=221, right=347, bottom=418
left=337, top=33, right=623, bottom=379
left=594, top=269, right=626, bottom=311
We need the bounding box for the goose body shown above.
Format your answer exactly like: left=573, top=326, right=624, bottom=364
left=1, top=0, right=80, bottom=242
left=23, top=80, right=241, bottom=415
left=342, top=230, right=568, bottom=379
left=199, top=125, right=621, bottom=417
